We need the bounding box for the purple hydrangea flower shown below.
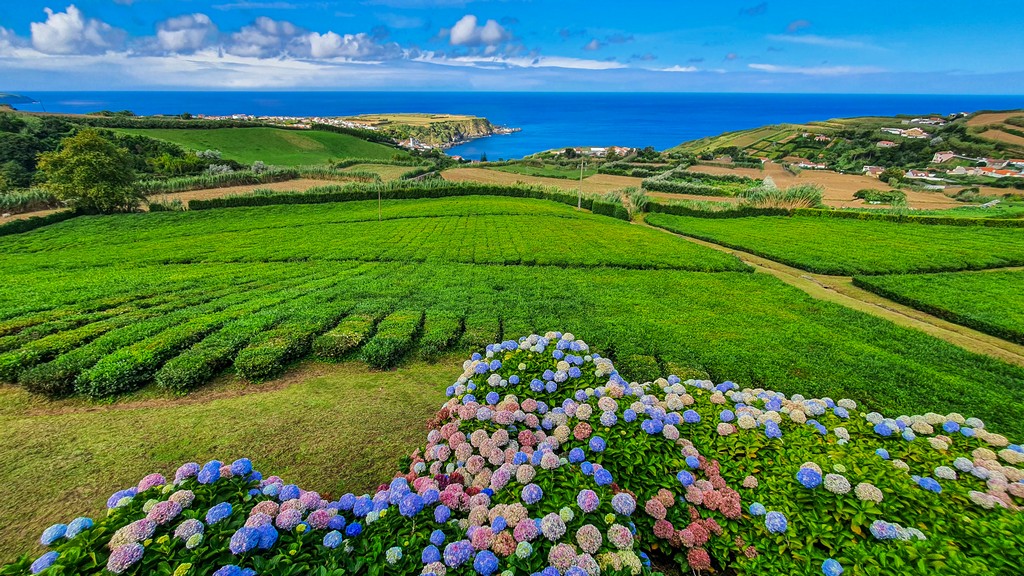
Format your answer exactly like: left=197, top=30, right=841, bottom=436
left=106, top=543, right=144, bottom=574
left=444, top=540, right=473, bottom=567
left=174, top=462, right=200, bottom=483
left=522, top=484, right=543, bottom=505
left=611, top=493, right=635, bottom=516
left=576, top=490, right=599, bottom=513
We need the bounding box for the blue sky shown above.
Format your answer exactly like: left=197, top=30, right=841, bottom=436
left=1, top=1, right=1022, bottom=92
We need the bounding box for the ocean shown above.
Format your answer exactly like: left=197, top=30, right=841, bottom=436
left=18, top=92, right=1024, bottom=160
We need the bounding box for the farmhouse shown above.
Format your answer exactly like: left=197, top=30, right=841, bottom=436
left=814, top=135, right=832, bottom=142
left=863, top=165, right=885, bottom=178
left=932, top=151, right=957, bottom=163
left=881, top=127, right=930, bottom=139
left=795, top=160, right=827, bottom=170
left=877, top=141, right=898, bottom=148
left=984, top=158, right=1010, bottom=169
left=905, top=169, right=936, bottom=179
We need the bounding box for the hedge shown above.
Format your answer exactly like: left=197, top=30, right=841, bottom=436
left=646, top=201, right=1024, bottom=227
left=361, top=310, right=425, bottom=369
left=591, top=200, right=631, bottom=221
left=0, top=210, right=78, bottom=237
left=312, top=314, right=379, bottom=360
left=188, top=181, right=599, bottom=213
left=418, top=312, right=463, bottom=359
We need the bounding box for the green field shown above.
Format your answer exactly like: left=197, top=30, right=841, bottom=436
left=5, top=194, right=1024, bottom=563
left=488, top=163, right=597, bottom=180
left=855, top=270, right=1024, bottom=345
left=114, top=127, right=406, bottom=165
left=646, top=213, right=1024, bottom=275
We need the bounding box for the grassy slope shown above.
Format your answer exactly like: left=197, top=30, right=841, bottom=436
left=645, top=213, right=1024, bottom=275
left=115, top=127, right=406, bottom=165
left=0, top=360, right=448, bottom=562
left=855, top=271, right=1024, bottom=345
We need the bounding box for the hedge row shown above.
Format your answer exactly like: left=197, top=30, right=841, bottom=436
left=646, top=201, right=1024, bottom=227
left=459, top=314, right=501, bottom=350
left=361, top=310, right=425, bottom=369
left=138, top=169, right=302, bottom=195
left=188, top=181, right=600, bottom=213
left=312, top=314, right=379, bottom=360
left=233, top=299, right=352, bottom=382
left=419, top=312, right=463, bottom=360
left=71, top=117, right=266, bottom=130
left=0, top=210, right=78, bottom=237
left=591, top=200, right=631, bottom=221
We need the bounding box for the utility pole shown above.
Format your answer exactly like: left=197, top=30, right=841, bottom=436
left=378, top=188, right=382, bottom=222
left=578, top=157, right=587, bottom=210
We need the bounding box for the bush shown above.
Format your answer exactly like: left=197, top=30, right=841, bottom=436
left=313, top=314, right=378, bottom=360
left=0, top=210, right=78, bottom=237
left=419, top=312, right=462, bottom=359
left=361, top=310, right=424, bottom=369
left=854, top=189, right=907, bottom=204
left=9, top=332, right=1024, bottom=576
left=234, top=300, right=351, bottom=381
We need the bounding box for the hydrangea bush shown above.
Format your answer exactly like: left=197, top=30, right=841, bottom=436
left=4, top=332, right=1024, bottom=576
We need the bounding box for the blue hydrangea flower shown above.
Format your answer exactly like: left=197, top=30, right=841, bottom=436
left=206, top=502, right=233, bottom=525
left=197, top=460, right=222, bottom=484
left=213, top=565, right=243, bottom=576
left=229, top=527, right=260, bottom=554
left=485, top=392, right=500, bottom=405
left=917, top=477, right=942, bottom=494
left=685, top=456, right=700, bottom=469
left=40, top=524, right=66, bottom=546
left=683, top=410, right=701, bottom=424
left=796, top=468, right=822, bottom=489
left=943, top=421, right=960, bottom=433
left=346, top=522, right=363, bottom=537
left=580, top=462, right=594, bottom=475
left=522, top=484, right=543, bottom=505
left=589, top=436, right=606, bottom=452
left=400, top=493, right=425, bottom=517
left=30, top=551, right=59, bottom=574
left=435, top=504, right=451, bottom=523
left=230, top=458, right=252, bottom=476
left=765, top=420, right=782, bottom=439
left=508, top=375, right=519, bottom=385
left=568, top=448, right=585, bottom=463
left=719, top=410, right=735, bottom=422
left=422, top=544, right=441, bottom=564
left=323, top=530, right=342, bottom=549
left=65, top=517, right=93, bottom=539
left=430, top=529, right=446, bottom=546
left=749, top=503, right=766, bottom=516
left=822, top=558, right=844, bottom=576
left=623, top=409, right=637, bottom=423
left=444, top=540, right=473, bottom=568
left=765, top=511, right=788, bottom=534
left=677, top=470, right=694, bottom=486
left=594, top=468, right=613, bottom=486
left=611, top=493, right=635, bottom=515
left=473, top=551, right=499, bottom=576
left=873, top=423, right=894, bottom=437
left=256, top=525, right=278, bottom=549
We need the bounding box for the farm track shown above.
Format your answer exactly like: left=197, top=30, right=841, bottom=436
left=643, top=221, right=1024, bottom=367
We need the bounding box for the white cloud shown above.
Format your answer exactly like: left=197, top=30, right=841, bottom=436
left=307, top=31, right=402, bottom=60
left=30, top=5, right=125, bottom=55
left=227, top=16, right=305, bottom=57
left=659, top=65, right=698, bottom=72
left=448, top=15, right=509, bottom=47
left=766, top=34, right=880, bottom=50
left=583, top=38, right=602, bottom=51
left=748, top=63, right=885, bottom=76
left=418, top=52, right=626, bottom=71
left=156, top=14, right=218, bottom=53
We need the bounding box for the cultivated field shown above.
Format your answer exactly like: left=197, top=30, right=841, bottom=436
left=441, top=167, right=642, bottom=193
left=980, top=129, right=1024, bottom=147
left=645, top=212, right=1024, bottom=275
left=855, top=270, right=1024, bottom=345
left=114, top=127, right=405, bottom=165
left=340, top=163, right=413, bottom=181
left=5, top=194, right=1024, bottom=564
left=687, top=163, right=963, bottom=209
left=967, top=111, right=1024, bottom=126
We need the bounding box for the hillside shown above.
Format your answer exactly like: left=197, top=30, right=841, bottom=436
left=342, top=113, right=510, bottom=147
left=114, top=127, right=408, bottom=165
left=672, top=110, right=1024, bottom=174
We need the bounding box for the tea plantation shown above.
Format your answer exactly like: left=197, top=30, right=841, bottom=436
left=645, top=213, right=1024, bottom=275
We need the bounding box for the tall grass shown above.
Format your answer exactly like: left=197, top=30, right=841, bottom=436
left=136, top=166, right=381, bottom=195
left=0, top=189, right=61, bottom=214
left=739, top=183, right=824, bottom=209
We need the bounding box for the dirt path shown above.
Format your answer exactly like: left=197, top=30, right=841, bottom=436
left=643, top=220, right=1024, bottom=367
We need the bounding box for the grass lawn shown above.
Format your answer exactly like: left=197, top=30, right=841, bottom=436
left=0, top=359, right=448, bottom=563
left=646, top=213, right=1024, bottom=275
left=855, top=270, right=1024, bottom=345
left=114, top=127, right=407, bottom=165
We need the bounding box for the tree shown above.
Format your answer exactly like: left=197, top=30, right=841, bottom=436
left=562, top=147, right=579, bottom=159
left=36, top=129, right=140, bottom=213
left=878, top=167, right=905, bottom=185
left=480, top=152, right=488, bottom=162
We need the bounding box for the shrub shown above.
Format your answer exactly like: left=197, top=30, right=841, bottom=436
left=312, top=314, right=378, bottom=360
left=234, top=300, right=351, bottom=381
left=361, top=310, right=424, bottom=369
left=419, top=312, right=462, bottom=359
left=9, top=332, right=1024, bottom=576
left=854, top=189, right=907, bottom=204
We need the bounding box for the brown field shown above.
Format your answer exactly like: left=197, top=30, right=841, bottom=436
left=967, top=111, right=1024, bottom=127
left=979, top=129, right=1024, bottom=147
left=687, top=163, right=963, bottom=209
left=441, top=168, right=643, bottom=194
